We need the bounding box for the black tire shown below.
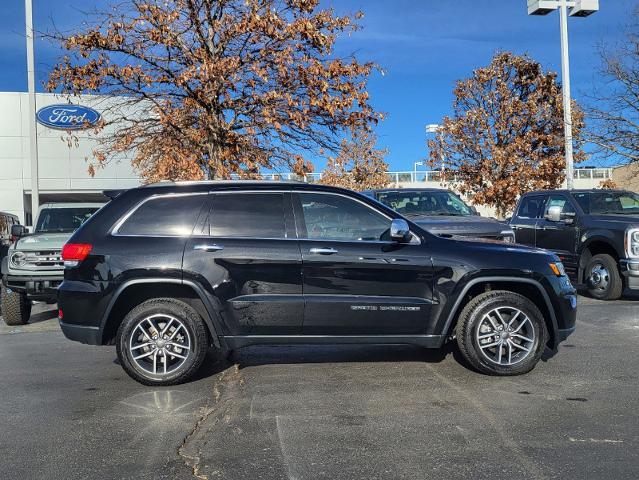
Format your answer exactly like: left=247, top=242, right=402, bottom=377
left=1, top=284, right=31, bottom=326
left=116, top=298, right=210, bottom=386
left=455, top=290, right=548, bottom=376
left=586, top=253, right=623, bottom=301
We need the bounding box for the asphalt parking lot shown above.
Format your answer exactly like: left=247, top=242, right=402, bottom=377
left=1, top=295, right=638, bottom=480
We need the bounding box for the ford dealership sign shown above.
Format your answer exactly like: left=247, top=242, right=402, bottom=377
left=36, top=104, right=101, bottom=130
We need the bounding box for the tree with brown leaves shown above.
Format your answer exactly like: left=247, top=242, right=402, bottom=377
left=47, top=0, right=382, bottom=182
left=428, top=52, right=585, bottom=217
left=319, top=129, right=389, bottom=190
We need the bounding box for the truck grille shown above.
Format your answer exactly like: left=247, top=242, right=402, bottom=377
left=18, top=250, right=64, bottom=270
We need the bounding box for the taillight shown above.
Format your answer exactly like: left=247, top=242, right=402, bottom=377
left=62, top=243, right=93, bottom=267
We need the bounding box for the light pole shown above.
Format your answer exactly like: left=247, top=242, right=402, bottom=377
left=25, top=0, right=39, bottom=225
left=527, top=0, right=600, bottom=190
left=426, top=124, right=443, bottom=186
left=413, top=161, right=424, bottom=182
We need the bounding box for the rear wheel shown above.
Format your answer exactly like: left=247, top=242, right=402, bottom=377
left=116, top=298, right=210, bottom=386
left=456, top=290, right=547, bottom=376
left=1, top=284, right=31, bottom=326
left=586, top=254, right=623, bottom=301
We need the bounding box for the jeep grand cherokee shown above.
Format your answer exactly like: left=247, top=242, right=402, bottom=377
left=57, top=182, right=577, bottom=385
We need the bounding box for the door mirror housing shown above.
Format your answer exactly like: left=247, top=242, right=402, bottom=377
left=545, top=205, right=562, bottom=222
left=390, top=219, right=411, bottom=243
left=470, top=206, right=480, bottom=216
left=11, top=224, right=27, bottom=238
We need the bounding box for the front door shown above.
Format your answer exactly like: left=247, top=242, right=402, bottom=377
left=535, top=193, right=579, bottom=279
left=182, top=191, right=303, bottom=335
left=293, top=192, right=434, bottom=335
left=511, top=195, right=546, bottom=246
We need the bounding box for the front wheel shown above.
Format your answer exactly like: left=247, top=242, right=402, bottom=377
left=116, top=298, right=210, bottom=386
left=586, top=254, right=623, bottom=301
left=455, top=290, right=548, bottom=376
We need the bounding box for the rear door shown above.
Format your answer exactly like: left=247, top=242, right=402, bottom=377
left=535, top=193, right=579, bottom=278
left=294, top=191, right=434, bottom=335
left=182, top=191, right=303, bottom=336
left=511, top=195, right=545, bottom=246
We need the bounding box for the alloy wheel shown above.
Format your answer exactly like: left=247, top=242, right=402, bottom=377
left=128, top=314, right=192, bottom=376
left=475, top=306, right=535, bottom=366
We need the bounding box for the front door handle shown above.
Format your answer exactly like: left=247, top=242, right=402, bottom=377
left=309, top=247, right=338, bottom=255
left=194, top=244, right=224, bottom=252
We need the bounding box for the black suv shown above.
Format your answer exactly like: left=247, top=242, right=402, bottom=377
left=510, top=189, right=639, bottom=300
left=58, top=182, right=576, bottom=385
left=362, top=188, right=515, bottom=242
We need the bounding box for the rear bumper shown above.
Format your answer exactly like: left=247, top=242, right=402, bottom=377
left=620, top=259, right=639, bottom=290
left=3, top=274, right=62, bottom=301
left=59, top=321, right=100, bottom=345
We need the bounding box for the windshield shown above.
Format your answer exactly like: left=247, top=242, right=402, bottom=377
left=573, top=191, right=639, bottom=215
left=35, top=207, right=99, bottom=233
left=375, top=191, right=473, bottom=217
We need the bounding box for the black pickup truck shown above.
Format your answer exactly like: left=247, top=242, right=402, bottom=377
left=510, top=189, right=639, bottom=300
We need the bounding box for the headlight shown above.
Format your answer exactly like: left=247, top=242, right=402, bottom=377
left=626, top=228, right=639, bottom=258
left=549, top=262, right=567, bottom=277
left=10, top=251, right=27, bottom=268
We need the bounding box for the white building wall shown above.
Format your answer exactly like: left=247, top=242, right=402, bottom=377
left=0, top=92, right=141, bottom=224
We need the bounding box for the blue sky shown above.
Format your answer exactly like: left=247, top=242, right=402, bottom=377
left=0, top=0, right=635, bottom=171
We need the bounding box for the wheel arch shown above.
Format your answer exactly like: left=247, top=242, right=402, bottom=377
left=578, top=236, right=621, bottom=283
left=99, top=278, right=223, bottom=348
left=441, top=277, right=558, bottom=348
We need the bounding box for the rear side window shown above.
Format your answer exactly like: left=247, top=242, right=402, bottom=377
left=517, top=196, right=545, bottom=219
left=117, top=194, right=206, bottom=236
left=209, top=193, right=286, bottom=238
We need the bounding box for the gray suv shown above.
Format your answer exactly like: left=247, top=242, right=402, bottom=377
left=363, top=189, right=515, bottom=242
left=1, top=203, right=103, bottom=325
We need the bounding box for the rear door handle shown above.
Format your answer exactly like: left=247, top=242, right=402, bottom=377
left=194, top=244, right=224, bottom=252
left=309, top=247, right=338, bottom=255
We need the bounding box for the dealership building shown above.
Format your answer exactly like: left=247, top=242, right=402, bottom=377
left=0, top=91, right=620, bottom=224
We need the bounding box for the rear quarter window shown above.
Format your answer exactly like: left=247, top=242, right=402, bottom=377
left=117, top=194, right=207, bottom=236
left=516, top=196, right=545, bottom=219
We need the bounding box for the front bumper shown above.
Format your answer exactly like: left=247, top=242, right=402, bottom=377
left=3, top=274, right=63, bottom=301
left=620, top=259, right=639, bottom=290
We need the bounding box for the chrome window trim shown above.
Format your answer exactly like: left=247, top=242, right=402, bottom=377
left=111, top=189, right=421, bottom=245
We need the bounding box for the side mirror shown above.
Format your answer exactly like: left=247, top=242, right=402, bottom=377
left=470, top=206, right=480, bottom=216
left=11, top=225, right=26, bottom=238
left=390, top=218, right=411, bottom=243
left=545, top=205, right=562, bottom=222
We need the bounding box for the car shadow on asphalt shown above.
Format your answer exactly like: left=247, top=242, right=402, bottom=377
left=226, top=342, right=458, bottom=371
left=27, top=307, right=58, bottom=324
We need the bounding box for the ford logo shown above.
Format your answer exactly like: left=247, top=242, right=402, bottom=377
left=36, top=104, right=101, bottom=130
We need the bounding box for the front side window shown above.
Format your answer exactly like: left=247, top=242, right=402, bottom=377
left=573, top=191, right=639, bottom=215
left=544, top=195, right=576, bottom=216
left=376, top=190, right=473, bottom=217
left=298, top=193, right=390, bottom=241
left=36, top=207, right=100, bottom=233
left=517, top=196, right=545, bottom=219
left=117, top=194, right=206, bottom=236
left=209, top=193, right=286, bottom=238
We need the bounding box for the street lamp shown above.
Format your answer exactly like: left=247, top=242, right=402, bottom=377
left=527, top=0, right=600, bottom=189
left=25, top=0, right=39, bottom=225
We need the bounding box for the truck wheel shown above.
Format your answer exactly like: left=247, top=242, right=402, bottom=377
left=116, top=298, right=210, bottom=386
left=1, top=284, right=31, bottom=326
left=586, top=254, right=623, bottom=301
left=455, top=290, right=548, bottom=376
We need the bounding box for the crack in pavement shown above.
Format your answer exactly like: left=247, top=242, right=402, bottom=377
left=178, top=364, right=244, bottom=480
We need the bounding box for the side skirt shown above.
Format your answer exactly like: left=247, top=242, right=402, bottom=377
left=222, top=334, right=446, bottom=350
